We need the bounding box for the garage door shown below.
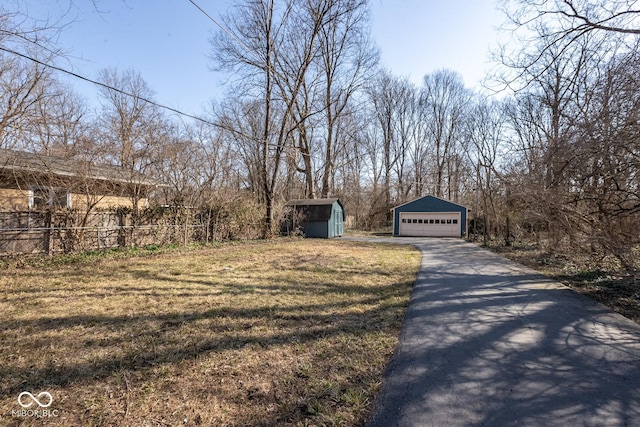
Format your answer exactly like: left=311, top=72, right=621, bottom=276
left=399, top=212, right=461, bottom=237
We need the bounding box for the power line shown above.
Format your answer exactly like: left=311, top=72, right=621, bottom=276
left=0, top=45, right=305, bottom=154
left=1, top=1, right=256, bottom=128
left=0, top=46, right=219, bottom=128
left=187, top=0, right=254, bottom=55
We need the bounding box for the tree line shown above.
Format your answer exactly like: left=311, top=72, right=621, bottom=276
left=1, top=0, right=638, bottom=270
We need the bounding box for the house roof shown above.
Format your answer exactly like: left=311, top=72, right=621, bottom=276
left=392, top=195, right=469, bottom=211
left=0, top=149, right=162, bottom=187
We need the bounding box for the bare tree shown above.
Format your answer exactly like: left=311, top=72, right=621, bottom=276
left=500, top=0, right=640, bottom=37
left=494, top=0, right=639, bottom=91
left=367, top=70, right=401, bottom=214
left=212, top=0, right=344, bottom=236
left=390, top=77, right=419, bottom=203
left=420, top=69, right=471, bottom=199
left=29, top=83, right=88, bottom=156
left=494, top=4, right=640, bottom=270
left=331, top=107, right=367, bottom=224
left=568, top=47, right=640, bottom=268
left=316, top=0, right=378, bottom=197
left=465, top=96, right=507, bottom=244
left=0, top=51, right=52, bottom=149
left=290, top=77, right=319, bottom=199
left=0, top=1, right=75, bottom=148
left=97, top=68, right=166, bottom=211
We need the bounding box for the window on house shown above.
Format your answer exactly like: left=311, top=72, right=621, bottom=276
left=435, top=219, right=440, bottom=224
left=447, top=219, right=452, bottom=224
left=429, top=219, right=434, bottom=224
left=418, top=219, right=423, bottom=224
left=30, top=188, right=49, bottom=210
left=453, top=219, right=458, bottom=224
left=402, top=218, right=407, bottom=223
left=51, top=189, right=70, bottom=208
left=29, top=187, right=71, bottom=210
left=412, top=219, right=418, bottom=224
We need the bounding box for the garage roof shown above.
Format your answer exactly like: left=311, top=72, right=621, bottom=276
left=393, top=195, right=469, bottom=211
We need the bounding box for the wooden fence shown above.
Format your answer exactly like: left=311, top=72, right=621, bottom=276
left=0, top=208, right=261, bottom=256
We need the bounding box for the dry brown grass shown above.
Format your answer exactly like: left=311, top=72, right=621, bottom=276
left=0, top=239, right=420, bottom=426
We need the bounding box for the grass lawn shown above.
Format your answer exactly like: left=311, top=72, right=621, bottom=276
left=0, top=239, right=421, bottom=426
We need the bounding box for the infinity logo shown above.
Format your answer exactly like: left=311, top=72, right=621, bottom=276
left=17, top=391, right=53, bottom=408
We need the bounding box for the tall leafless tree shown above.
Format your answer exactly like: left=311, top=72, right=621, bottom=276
left=211, top=0, right=362, bottom=236
left=465, top=96, right=507, bottom=244
left=420, top=69, right=471, bottom=199
left=97, top=68, right=166, bottom=211
left=316, top=0, right=378, bottom=197
left=0, top=1, right=73, bottom=148
left=494, top=0, right=639, bottom=91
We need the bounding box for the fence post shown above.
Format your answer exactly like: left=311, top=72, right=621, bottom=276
left=43, top=210, right=53, bottom=255
left=117, top=209, right=126, bottom=248
left=183, top=207, right=188, bottom=246
left=206, top=209, right=211, bottom=243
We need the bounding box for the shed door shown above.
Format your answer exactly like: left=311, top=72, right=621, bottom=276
left=399, top=212, right=461, bottom=237
left=334, top=206, right=343, bottom=237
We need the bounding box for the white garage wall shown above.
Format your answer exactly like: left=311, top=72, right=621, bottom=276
left=399, top=212, right=461, bottom=237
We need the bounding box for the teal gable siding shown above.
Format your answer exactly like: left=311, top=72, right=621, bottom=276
left=393, top=195, right=468, bottom=237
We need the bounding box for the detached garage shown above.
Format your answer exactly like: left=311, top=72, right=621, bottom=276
left=393, top=195, right=468, bottom=238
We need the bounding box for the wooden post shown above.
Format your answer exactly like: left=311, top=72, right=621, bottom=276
left=43, top=210, right=53, bottom=255
left=183, top=208, right=188, bottom=247
left=117, top=209, right=126, bottom=248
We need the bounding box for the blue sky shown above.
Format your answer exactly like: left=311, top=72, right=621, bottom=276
left=29, top=0, right=504, bottom=116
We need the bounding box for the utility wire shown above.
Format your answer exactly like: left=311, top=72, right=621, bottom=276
left=187, top=0, right=273, bottom=76
left=0, top=45, right=301, bottom=153
left=0, top=45, right=219, bottom=127
left=1, top=1, right=259, bottom=129
left=187, top=0, right=254, bottom=55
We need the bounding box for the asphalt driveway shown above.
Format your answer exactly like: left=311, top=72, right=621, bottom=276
left=349, top=237, right=640, bottom=427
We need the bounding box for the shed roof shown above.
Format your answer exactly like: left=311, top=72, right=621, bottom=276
left=0, top=149, right=162, bottom=187
left=285, top=198, right=344, bottom=222
left=286, top=198, right=341, bottom=207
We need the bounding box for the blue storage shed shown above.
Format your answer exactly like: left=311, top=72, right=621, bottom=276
left=393, top=195, right=468, bottom=237
left=284, top=198, right=345, bottom=238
